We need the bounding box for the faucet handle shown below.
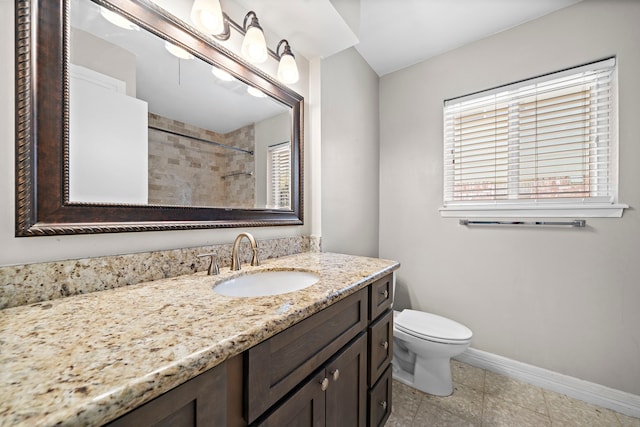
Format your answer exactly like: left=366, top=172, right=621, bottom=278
left=250, top=247, right=260, bottom=267
left=197, top=253, right=219, bottom=275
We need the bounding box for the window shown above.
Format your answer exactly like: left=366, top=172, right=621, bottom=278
left=440, top=58, right=626, bottom=218
left=267, top=142, right=291, bottom=209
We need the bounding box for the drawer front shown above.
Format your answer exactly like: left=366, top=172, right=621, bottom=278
left=245, top=288, right=368, bottom=423
left=368, top=275, right=392, bottom=321
left=367, top=365, right=392, bottom=427
left=367, top=309, right=393, bottom=386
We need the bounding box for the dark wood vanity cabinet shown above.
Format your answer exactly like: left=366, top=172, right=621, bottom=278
left=255, top=333, right=367, bottom=426
left=244, top=288, right=368, bottom=423
left=103, top=274, right=395, bottom=427
left=251, top=274, right=395, bottom=427
left=105, top=361, right=227, bottom=427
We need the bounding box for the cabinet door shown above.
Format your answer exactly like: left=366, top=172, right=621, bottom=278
left=325, top=333, right=367, bottom=427
left=253, top=371, right=326, bottom=427
left=105, top=362, right=226, bottom=427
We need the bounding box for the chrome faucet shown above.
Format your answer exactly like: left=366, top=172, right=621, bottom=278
left=230, top=232, right=260, bottom=271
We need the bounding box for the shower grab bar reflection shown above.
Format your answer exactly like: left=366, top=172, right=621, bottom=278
left=460, top=219, right=586, bottom=228
left=148, top=125, right=254, bottom=155
left=222, top=171, right=254, bottom=179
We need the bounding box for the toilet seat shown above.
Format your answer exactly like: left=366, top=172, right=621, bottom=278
left=395, top=309, right=472, bottom=344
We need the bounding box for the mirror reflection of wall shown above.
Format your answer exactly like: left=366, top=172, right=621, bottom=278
left=67, top=0, right=292, bottom=209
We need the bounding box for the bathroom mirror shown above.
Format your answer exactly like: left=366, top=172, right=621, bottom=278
left=15, top=0, right=304, bottom=236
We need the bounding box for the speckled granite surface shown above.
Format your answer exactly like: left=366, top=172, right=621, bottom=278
left=0, top=235, right=318, bottom=309
left=0, top=252, right=398, bottom=427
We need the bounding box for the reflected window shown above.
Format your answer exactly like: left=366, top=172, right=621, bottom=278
left=267, top=142, right=291, bottom=209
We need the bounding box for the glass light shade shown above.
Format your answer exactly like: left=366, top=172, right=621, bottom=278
left=100, top=7, right=139, bottom=31
left=164, top=42, right=194, bottom=60
left=241, top=26, right=268, bottom=63
left=277, top=53, right=299, bottom=84
left=247, top=86, right=266, bottom=98
left=211, top=66, right=235, bottom=81
left=190, top=0, right=225, bottom=35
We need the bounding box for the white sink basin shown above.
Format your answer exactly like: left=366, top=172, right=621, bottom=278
left=213, top=270, right=320, bottom=297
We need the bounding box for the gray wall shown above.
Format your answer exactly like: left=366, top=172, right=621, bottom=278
left=379, top=0, right=640, bottom=395
left=321, top=48, right=380, bottom=257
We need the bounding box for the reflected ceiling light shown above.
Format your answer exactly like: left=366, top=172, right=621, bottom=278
left=276, top=40, right=299, bottom=84
left=211, top=66, right=235, bottom=81
left=190, top=0, right=226, bottom=35
left=100, top=7, right=139, bottom=31
left=247, top=86, right=266, bottom=98
left=241, top=11, right=268, bottom=64
left=164, top=41, right=195, bottom=60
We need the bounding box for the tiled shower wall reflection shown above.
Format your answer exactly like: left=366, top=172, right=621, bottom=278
left=148, top=113, right=255, bottom=207
left=0, top=236, right=321, bottom=310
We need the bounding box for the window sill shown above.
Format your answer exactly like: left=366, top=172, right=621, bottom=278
left=439, top=203, right=628, bottom=218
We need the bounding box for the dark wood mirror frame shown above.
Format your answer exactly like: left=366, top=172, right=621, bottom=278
left=15, top=0, right=304, bottom=237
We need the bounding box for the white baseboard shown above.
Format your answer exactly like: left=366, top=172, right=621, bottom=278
left=455, top=347, right=640, bottom=419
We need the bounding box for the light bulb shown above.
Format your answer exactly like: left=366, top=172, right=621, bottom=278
left=164, top=42, right=194, bottom=60
left=100, top=7, right=139, bottom=31
left=277, top=53, right=299, bottom=84
left=241, top=26, right=268, bottom=63
left=190, top=0, right=225, bottom=35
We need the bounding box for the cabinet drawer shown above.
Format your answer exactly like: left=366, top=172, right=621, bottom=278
left=245, top=288, right=368, bottom=423
left=368, top=275, right=392, bottom=321
left=368, top=365, right=392, bottom=427
left=367, top=309, right=393, bottom=386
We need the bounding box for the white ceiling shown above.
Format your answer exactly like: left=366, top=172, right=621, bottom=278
left=146, top=0, right=585, bottom=78
left=354, top=0, right=583, bottom=76
left=234, top=0, right=582, bottom=77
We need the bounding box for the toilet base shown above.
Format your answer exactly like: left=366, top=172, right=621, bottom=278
left=392, top=356, right=454, bottom=396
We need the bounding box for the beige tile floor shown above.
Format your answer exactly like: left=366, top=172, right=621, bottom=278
left=387, top=360, right=640, bottom=427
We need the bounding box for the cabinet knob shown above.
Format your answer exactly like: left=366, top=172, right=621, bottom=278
left=331, top=369, right=340, bottom=381
left=379, top=400, right=388, bottom=410
left=381, top=289, right=389, bottom=299
left=320, top=377, right=329, bottom=391
left=381, top=341, right=389, bottom=350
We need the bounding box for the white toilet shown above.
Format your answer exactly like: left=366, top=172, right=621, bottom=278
left=392, top=309, right=473, bottom=396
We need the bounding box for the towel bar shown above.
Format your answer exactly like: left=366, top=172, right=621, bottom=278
left=459, top=219, right=586, bottom=227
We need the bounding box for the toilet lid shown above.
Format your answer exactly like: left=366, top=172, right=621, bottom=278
left=395, top=309, right=472, bottom=342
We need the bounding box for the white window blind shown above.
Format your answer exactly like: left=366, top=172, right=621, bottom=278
left=267, top=142, right=291, bottom=209
left=441, top=58, right=625, bottom=217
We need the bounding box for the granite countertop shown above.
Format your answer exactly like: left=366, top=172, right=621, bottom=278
left=0, top=252, right=399, bottom=427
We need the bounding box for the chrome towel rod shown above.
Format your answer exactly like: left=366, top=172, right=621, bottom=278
left=460, top=219, right=586, bottom=228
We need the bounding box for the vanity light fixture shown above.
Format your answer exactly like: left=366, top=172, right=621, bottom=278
left=100, top=7, right=139, bottom=31
left=211, top=66, right=235, bottom=81
left=190, top=0, right=226, bottom=36
left=164, top=41, right=195, bottom=60
left=189, top=3, right=299, bottom=85
left=241, top=11, right=268, bottom=64
left=276, top=39, right=299, bottom=84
